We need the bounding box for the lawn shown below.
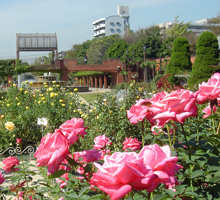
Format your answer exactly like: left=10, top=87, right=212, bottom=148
left=79, top=93, right=100, bottom=103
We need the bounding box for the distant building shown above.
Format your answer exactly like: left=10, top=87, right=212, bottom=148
left=92, top=5, right=130, bottom=38
left=157, top=18, right=220, bottom=35
left=157, top=18, right=220, bottom=49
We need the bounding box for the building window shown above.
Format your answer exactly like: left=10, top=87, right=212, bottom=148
left=116, top=22, right=121, bottom=26
left=110, top=22, right=115, bottom=26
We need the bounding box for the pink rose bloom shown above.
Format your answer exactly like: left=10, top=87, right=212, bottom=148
left=74, top=149, right=101, bottom=163
left=3, top=156, right=20, bottom=173
left=93, top=134, right=111, bottom=150
left=203, top=105, right=217, bottom=118
left=138, top=144, right=183, bottom=189
left=211, top=72, right=220, bottom=79
left=90, top=152, right=158, bottom=200
left=59, top=118, right=87, bottom=145
left=16, top=138, right=22, bottom=145
left=151, top=89, right=198, bottom=127
left=196, top=77, right=220, bottom=104
left=127, top=99, right=160, bottom=125
left=34, top=129, right=69, bottom=175
left=123, top=137, right=142, bottom=151
left=0, top=172, right=5, bottom=184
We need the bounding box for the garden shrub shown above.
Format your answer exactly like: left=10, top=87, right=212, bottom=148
left=165, top=37, right=192, bottom=85
left=188, top=31, right=219, bottom=88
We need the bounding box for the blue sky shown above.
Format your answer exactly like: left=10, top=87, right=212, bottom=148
left=0, top=0, right=219, bottom=63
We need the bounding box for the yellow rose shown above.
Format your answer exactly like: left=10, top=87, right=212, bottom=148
left=13, top=84, right=16, bottom=87
left=20, top=88, right=22, bottom=91
left=7, top=104, right=10, bottom=107
left=59, top=99, right=63, bottom=102
left=49, top=87, right=53, bottom=91
left=26, top=107, right=29, bottom=109
left=25, top=91, right=27, bottom=94
left=5, top=122, right=15, bottom=132
left=17, top=102, right=20, bottom=106
left=30, top=82, right=33, bottom=85
left=51, top=103, right=54, bottom=106
left=62, top=104, right=65, bottom=106
left=9, top=81, right=11, bottom=83
left=74, top=88, right=78, bottom=92
left=53, top=81, right=56, bottom=84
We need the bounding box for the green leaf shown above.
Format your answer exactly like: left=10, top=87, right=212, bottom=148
left=165, top=189, right=175, bottom=197
left=153, top=194, right=170, bottom=200
left=207, top=166, right=220, bottom=172
left=79, top=186, right=90, bottom=197
left=207, top=177, right=220, bottom=183
left=191, top=170, right=204, bottom=178
left=176, top=185, right=185, bottom=194
left=48, top=169, right=67, bottom=179
left=88, top=194, right=106, bottom=199
left=144, top=135, right=153, bottom=140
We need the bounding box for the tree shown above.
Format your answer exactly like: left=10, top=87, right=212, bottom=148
left=64, top=44, right=82, bottom=59
left=187, top=31, right=219, bottom=88
left=205, top=12, right=220, bottom=36
left=86, top=35, right=120, bottom=64
left=105, top=39, right=129, bottom=59
left=165, top=37, right=192, bottom=85
left=166, top=16, right=191, bottom=39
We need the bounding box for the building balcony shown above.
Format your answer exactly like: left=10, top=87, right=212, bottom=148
left=93, top=23, right=106, bottom=30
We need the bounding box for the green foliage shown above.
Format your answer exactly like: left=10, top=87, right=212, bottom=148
left=86, top=35, right=120, bottom=64
left=73, top=71, right=104, bottom=77
left=188, top=31, right=219, bottom=88
left=166, top=37, right=192, bottom=85
left=166, top=16, right=191, bottom=39
left=105, top=39, right=129, bottom=59
left=0, top=60, right=31, bottom=76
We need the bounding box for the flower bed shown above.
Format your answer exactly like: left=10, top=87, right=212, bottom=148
left=0, top=74, right=220, bottom=199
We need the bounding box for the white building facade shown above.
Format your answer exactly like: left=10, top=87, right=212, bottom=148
left=92, top=6, right=130, bottom=38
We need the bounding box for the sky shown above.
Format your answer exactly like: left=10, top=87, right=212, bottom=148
left=0, top=0, right=219, bottom=63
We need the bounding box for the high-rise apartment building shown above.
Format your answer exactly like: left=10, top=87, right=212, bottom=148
left=92, top=6, right=130, bottom=38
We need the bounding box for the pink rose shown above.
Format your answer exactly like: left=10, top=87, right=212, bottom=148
left=196, top=77, right=220, bottom=104
left=100, top=149, right=111, bottom=160
left=0, top=172, right=5, bottom=184
left=16, top=138, right=22, bottom=145
left=59, top=118, right=87, bottom=145
left=127, top=94, right=165, bottom=125
left=151, top=89, right=198, bottom=127
left=203, top=105, right=217, bottom=118
left=93, top=134, right=111, bottom=150
left=211, top=72, right=220, bottom=79
left=123, top=137, right=142, bottom=151
left=3, top=156, right=20, bottom=173
left=90, top=152, right=158, bottom=200
left=34, top=129, right=69, bottom=175
left=74, top=149, right=101, bottom=163
left=138, top=144, right=183, bottom=188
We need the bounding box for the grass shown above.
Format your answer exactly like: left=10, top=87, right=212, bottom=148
left=79, top=93, right=100, bottom=103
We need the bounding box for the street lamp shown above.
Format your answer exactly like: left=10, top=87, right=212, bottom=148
left=84, top=55, right=88, bottom=64
left=143, top=45, right=146, bottom=62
